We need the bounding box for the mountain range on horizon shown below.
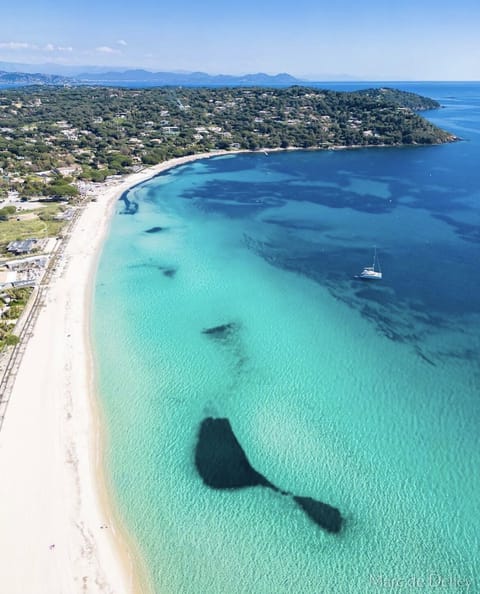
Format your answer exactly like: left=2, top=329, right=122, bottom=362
left=0, top=66, right=307, bottom=87
left=75, top=69, right=302, bottom=85
left=0, top=60, right=365, bottom=85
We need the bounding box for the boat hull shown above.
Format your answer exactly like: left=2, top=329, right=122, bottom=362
left=355, top=273, right=383, bottom=280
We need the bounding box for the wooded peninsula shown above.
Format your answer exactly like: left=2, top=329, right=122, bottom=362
left=0, top=85, right=455, bottom=199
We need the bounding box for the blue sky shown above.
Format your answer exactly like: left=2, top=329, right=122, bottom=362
left=0, top=0, right=479, bottom=79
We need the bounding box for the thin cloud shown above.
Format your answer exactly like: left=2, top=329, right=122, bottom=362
left=0, top=41, right=33, bottom=50
left=96, top=46, right=120, bottom=54
left=44, top=43, right=73, bottom=52
left=117, top=39, right=127, bottom=46
left=0, top=41, right=73, bottom=52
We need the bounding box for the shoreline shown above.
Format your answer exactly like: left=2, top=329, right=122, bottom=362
left=0, top=150, right=231, bottom=593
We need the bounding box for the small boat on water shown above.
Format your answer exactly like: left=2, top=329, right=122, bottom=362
left=356, top=247, right=382, bottom=280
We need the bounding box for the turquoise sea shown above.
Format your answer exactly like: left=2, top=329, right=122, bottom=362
left=94, top=83, right=480, bottom=593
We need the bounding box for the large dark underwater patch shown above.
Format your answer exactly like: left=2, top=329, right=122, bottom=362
left=195, top=417, right=343, bottom=534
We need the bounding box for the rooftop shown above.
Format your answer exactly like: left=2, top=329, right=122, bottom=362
left=7, top=239, right=38, bottom=254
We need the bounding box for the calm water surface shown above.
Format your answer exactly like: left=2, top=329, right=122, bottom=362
left=94, top=83, right=480, bottom=593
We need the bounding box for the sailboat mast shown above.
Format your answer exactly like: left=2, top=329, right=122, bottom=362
left=376, top=247, right=382, bottom=273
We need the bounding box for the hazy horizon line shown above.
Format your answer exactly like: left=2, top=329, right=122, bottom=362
left=0, top=60, right=479, bottom=83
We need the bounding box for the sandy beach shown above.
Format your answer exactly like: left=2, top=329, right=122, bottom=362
left=0, top=152, right=228, bottom=593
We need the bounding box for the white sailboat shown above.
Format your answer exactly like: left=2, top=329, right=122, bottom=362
left=357, top=247, right=382, bottom=280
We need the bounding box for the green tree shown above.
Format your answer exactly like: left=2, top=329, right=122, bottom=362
left=0, top=205, right=16, bottom=221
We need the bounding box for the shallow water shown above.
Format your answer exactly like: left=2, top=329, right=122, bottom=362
left=94, top=83, right=480, bottom=593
